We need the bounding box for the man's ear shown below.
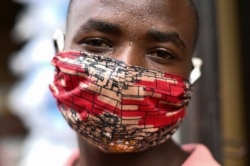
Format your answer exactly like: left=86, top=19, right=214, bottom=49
left=189, top=57, right=203, bottom=84
left=53, top=29, right=65, bottom=53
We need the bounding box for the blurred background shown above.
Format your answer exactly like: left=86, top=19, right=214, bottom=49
left=0, top=0, right=249, bottom=166
left=0, top=0, right=77, bottom=166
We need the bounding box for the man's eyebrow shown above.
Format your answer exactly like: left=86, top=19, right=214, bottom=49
left=77, top=19, right=121, bottom=34
left=148, top=30, right=186, bottom=49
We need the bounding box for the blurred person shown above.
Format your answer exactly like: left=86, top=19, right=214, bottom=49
left=49, top=0, right=221, bottom=165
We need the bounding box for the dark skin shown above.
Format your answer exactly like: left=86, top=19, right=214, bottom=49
left=65, top=0, right=198, bottom=165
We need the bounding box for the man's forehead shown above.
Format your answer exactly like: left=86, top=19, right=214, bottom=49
left=66, top=0, right=198, bottom=51
left=68, top=0, right=195, bottom=24
left=68, top=0, right=186, bottom=32
left=69, top=0, right=191, bottom=11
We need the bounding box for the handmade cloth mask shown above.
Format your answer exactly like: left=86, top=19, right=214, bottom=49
left=49, top=50, right=193, bottom=153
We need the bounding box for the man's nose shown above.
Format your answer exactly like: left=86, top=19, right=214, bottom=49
left=114, top=44, right=146, bottom=67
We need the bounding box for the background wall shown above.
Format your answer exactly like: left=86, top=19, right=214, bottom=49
left=179, top=0, right=249, bottom=165
left=216, top=0, right=248, bottom=165
left=0, top=2, right=26, bottom=137
left=238, top=0, right=250, bottom=164
left=0, top=1, right=27, bottom=166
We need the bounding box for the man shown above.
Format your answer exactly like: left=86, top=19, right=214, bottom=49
left=50, top=0, right=220, bottom=165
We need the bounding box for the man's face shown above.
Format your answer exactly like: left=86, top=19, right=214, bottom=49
left=65, top=0, right=197, bottom=79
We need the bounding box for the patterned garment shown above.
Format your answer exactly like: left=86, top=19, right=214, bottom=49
left=50, top=50, right=192, bottom=152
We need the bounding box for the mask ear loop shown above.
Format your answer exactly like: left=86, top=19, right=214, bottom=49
left=189, top=57, right=203, bottom=84
left=53, top=29, right=65, bottom=53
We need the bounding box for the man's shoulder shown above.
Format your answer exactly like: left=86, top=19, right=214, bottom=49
left=65, top=149, right=80, bottom=166
left=181, top=143, right=221, bottom=166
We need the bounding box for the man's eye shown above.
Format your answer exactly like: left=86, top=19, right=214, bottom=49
left=84, top=38, right=112, bottom=48
left=146, top=48, right=176, bottom=61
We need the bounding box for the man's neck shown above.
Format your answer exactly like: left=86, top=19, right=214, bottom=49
left=77, top=135, right=189, bottom=166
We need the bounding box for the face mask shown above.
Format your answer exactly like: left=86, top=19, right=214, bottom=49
left=50, top=29, right=203, bottom=153
left=49, top=49, right=193, bottom=153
